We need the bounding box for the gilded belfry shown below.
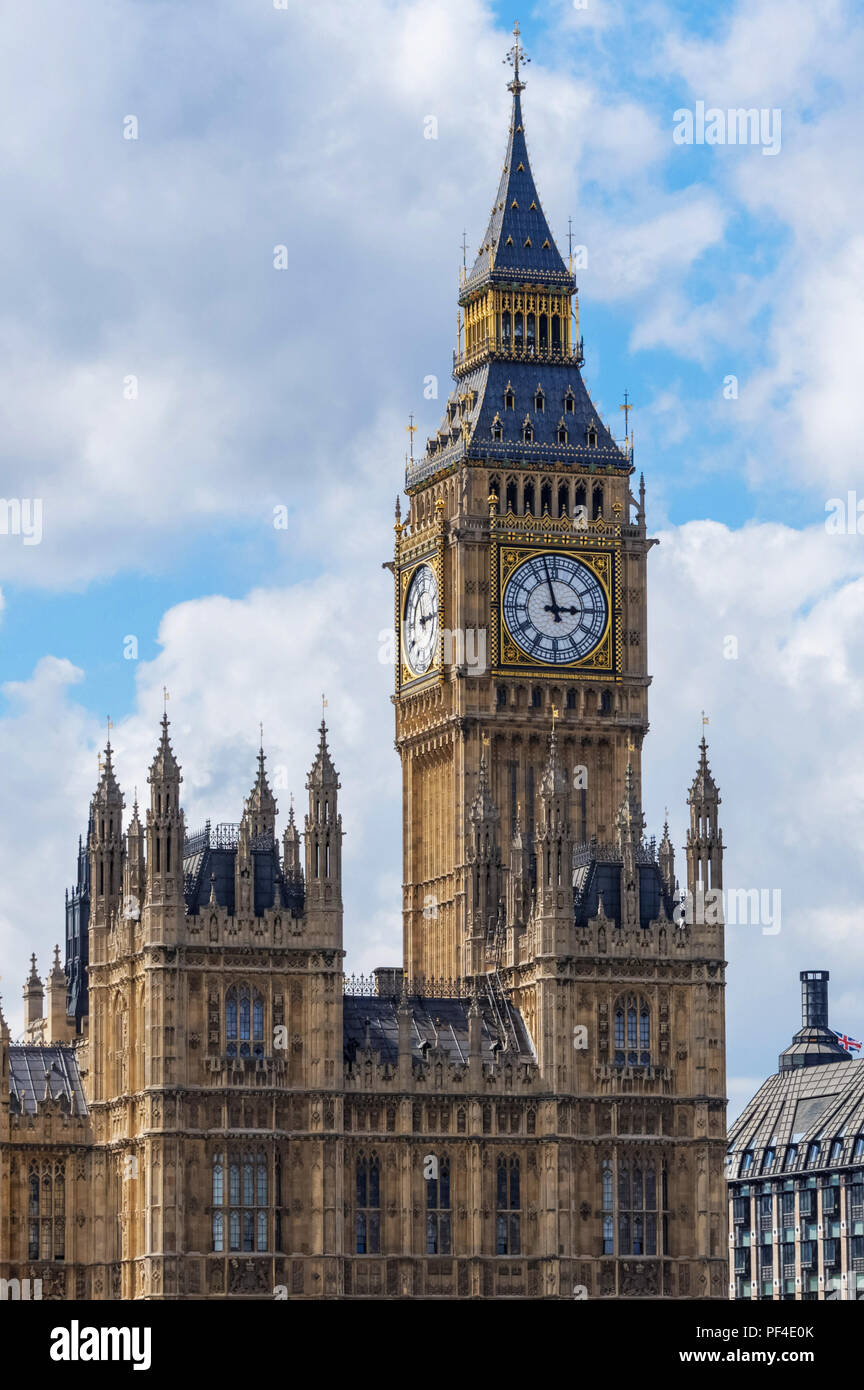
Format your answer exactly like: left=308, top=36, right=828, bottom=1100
left=0, top=28, right=727, bottom=1300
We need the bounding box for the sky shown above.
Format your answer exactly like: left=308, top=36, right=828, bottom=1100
left=1, top=0, right=863, bottom=1122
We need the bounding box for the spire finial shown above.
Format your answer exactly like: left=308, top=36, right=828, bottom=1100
left=162, top=685, right=169, bottom=717
left=505, top=20, right=529, bottom=93
left=405, top=412, right=416, bottom=463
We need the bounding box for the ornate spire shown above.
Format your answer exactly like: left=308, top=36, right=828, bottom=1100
left=539, top=722, right=569, bottom=800
left=307, top=720, right=339, bottom=789
left=470, top=742, right=498, bottom=825
left=246, top=742, right=277, bottom=828
left=689, top=733, right=719, bottom=805
left=616, top=757, right=645, bottom=851
left=464, top=24, right=570, bottom=294
left=148, top=713, right=182, bottom=785
left=93, top=736, right=123, bottom=807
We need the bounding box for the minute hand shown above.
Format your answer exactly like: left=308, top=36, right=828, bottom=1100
left=542, top=558, right=562, bottom=622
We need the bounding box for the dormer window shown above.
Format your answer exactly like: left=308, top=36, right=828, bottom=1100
left=448, top=403, right=458, bottom=424
left=557, top=420, right=568, bottom=445
left=522, top=417, right=534, bottom=444
left=504, top=385, right=515, bottom=411
left=564, top=391, right=575, bottom=415
left=586, top=419, right=598, bottom=447
left=534, top=388, right=545, bottom=413
left=491, top=415, right=503, bottom=442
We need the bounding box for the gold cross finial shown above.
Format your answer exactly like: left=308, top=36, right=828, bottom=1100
left=505, top=20, right=529, bottom=92
left=162, top=685, right=170, bottom=714
left=405, top=412, right=417, bottom=463
left=619, top=389, right=634, bottom=442
left=106, top=715, right=113, bottom=735
left=322, top=693, right=328, bottom=713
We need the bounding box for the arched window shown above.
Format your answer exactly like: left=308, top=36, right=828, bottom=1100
left=505, top=478, right=518, bottom=513
left=564, top=390, right=575, bottom=414
left=586, top=419, right=598, bottom=447
left=523, top=481, right=535, bottom=515
left=29, top=1161, right=65, bottom=1261
left=539, top=313, right=548, bottom=348
left=574, top=482, right=586, bottom=511
left=504, top=386, right=515, bottom=410
left=356, top=1153, right=381, bottom=1254
left=491, top=417, right=503, bottom=442
left=613, top=993, right=651, bottom=1066
left=616, top=1161, right=661, bottom=1255
left=600, top=690, right=612, bottom=715
left=592, top=484, right=603, bottom=520
left=496, top=1155, right=521, bottom=1254
left=526, top=312, right=536, bottom=348
left=540, top=481, right=552, bottom=515
left=534, top=389, right=545, bottom=413
left=566, top=689, right=577, bottom=710
left=522, top=418, right=534, bottom=444
left=426, top=1156, right=452, bottom=1254
left=557, top=422, right=568, bottom=445
left=502, top=311, right=511, bottom=343
left=532, top=687, right=542, bottom=708
left=497, top=685, right=508, bottom=708
left=558, top=484, right=569, bottom=517
left=551, top=315, right=561, bottom=350
left=514, top=312, right=523, bottom=345
left=216, top=1148, right=267, bottom=1252
left=489, top=476, right=500, bottom=509
left=226, top=984, right=265, bottom=1058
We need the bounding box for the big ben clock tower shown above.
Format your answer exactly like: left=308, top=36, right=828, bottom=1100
left=394, top=25, right=650, bottom=986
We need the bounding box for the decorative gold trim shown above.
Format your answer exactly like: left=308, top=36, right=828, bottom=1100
left=489, top=509, right=621, bottom=681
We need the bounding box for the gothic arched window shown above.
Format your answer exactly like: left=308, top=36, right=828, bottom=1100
left=356, top=1153, right=381, bottom=1254
left=592, top=484, right=603, bottom=520
left=496, top=1155, right=521, bottom=1254
left=426, top=1156, right=452, bottom=1254
left=558, top=483, right=569, bottom=517
left=214, top=1148, right=267, bottom=1253
left=534, top=388, right=545, bottom=413
left=522, top=418, right=534, bottom=444
left=29, top=1160, right=65, bottom=1261
left=226, top=984, right=265, bottom=1058
left=613, top=993, right=651, bottom=1066
left=540, top=481, right=552, bottom=515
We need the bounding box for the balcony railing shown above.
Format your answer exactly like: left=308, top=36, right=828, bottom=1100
left=453, top=334, right=585, bottom=375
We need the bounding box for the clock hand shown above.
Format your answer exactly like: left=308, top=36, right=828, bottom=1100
left=542, top=558, right=562, bottom=623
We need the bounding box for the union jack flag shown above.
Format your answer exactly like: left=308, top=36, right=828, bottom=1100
left=833, top=1030, right=861, bottom=1053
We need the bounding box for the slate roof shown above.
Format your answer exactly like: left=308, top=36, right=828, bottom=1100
left=727, top=1058, right=864, bottom=1181
left=343, top=993, right=534, bottom=1067
left=183, top=826, right=304, bottom=917
left=409, top=359, right=627, bottom=489
left=9, top=1045, right=88, bottom=1116
left=464, top=90, right=573, bottom=294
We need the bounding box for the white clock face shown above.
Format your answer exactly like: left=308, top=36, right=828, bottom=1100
left=404, top=564, right=439, bottom=675
left=503, top=552, right=608, bottom=665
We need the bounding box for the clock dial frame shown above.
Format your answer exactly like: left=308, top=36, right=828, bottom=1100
left=402, top=563, right=440, bottom=677
left=502, top=551, right=608, bottom=665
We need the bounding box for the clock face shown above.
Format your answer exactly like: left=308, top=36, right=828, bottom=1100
left=502, top=551, right=608, bottom=665
left=403, top=564, right=439, bottom=676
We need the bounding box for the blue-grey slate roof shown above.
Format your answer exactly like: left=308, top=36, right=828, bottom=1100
left=464, top=91, right=573, bottom=293
left=9, top=1045, right=88, bottom=1116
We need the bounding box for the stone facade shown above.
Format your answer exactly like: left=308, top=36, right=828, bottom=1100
left=0, top=42, right=728, bottom=1300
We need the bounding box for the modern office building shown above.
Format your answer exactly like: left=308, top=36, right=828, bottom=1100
left=727, top=971, right=864, bottom=1300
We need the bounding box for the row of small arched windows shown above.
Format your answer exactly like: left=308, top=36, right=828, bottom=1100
left=489, top=477, right=604, bottom=519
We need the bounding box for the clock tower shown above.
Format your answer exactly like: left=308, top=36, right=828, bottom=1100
left=394, top=27, right=649, bottom=987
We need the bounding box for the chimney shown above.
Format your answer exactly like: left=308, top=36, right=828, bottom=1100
left=779, top=969, right=851, bottom=1071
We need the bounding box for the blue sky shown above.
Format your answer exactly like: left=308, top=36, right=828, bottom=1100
left=1, top=0, right=863, bottom=1118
